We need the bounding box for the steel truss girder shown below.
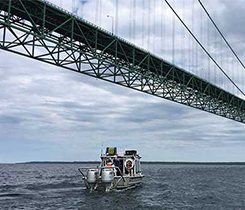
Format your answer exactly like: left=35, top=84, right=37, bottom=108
left=0, top=0, right=245, bottom=124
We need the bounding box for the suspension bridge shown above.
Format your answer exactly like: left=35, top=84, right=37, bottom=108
left=0, top=0, right=245, bottom=124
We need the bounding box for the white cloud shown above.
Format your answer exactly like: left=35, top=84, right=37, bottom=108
left=0, top=0, right=244, bottom=163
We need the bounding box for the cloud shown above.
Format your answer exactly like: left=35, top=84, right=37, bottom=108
left=0, top=0, right=244, bottom=163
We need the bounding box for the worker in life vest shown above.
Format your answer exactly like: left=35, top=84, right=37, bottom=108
left=106, top=159, right=114, bottom=169
left=105, top=158, right=117, bottom=176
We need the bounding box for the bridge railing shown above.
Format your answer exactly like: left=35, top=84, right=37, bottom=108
left=39, top=0, right=175, bottom=70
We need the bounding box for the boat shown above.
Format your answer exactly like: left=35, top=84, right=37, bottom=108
left=78, top=147, right=144, bottom=192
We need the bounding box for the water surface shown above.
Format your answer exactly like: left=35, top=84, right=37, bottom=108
left=1, top=163, right=245, bottom=209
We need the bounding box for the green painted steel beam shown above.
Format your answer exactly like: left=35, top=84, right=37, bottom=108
left=0, top=0, right=245, bottom=124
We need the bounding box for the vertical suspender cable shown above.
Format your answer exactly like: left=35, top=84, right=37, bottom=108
left=198, top=0, right=245, bottom=72
left=207, top=13, right=210, bottom=81
left=221, top=36, right=223, bottom=87
left=198, top=0, right=245, bottom=96
left=147, top=0, right=150, bottom=51
left=226, top=35, right=228, bottom=88
left=142, top=0, right=145, bottom=49
left=182, top=0, right=185, bottom=67
left=239, top=59, right=241, bottom=96
left=81, top=0, right=84, bottom=18
left=214, top=14, right=217, bottom=85
left=161, top=0, right=164, bottom=58
left=188, top=4, right=191, bottom=72
left=163, top=0, right=245, bottom=97
left=195, top=3, right=198, bottom=76
left=129, top=0, right=132, bottom=40
left=99, top=0, right=102, bottom=26
left=153, top=0, right=156, bottom=53
left=172, top=0, right=175, bottom=64
left=95, top=0, right=99, bottom=25
left=200, top=3, right=203, bottom=78
left=232, top=57, right=234, bottom=94
left=115, top=0, right=119, bottom=35
left=243, top=62, right=244, bottom=97
left=191, top=0, right=194, bottom=73
left=133, top=0, right=136, bottom=42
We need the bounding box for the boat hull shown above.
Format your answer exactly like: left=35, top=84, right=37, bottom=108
left=84, top=174, right=144, bottom=191
left=113, top=175, right=144, bottom=190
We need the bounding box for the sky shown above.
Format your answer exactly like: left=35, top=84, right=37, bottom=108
left=0, top=0, right=245, bottom=163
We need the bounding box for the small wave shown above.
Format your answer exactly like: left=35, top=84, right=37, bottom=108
left=0, top=193, right=22, bottom=198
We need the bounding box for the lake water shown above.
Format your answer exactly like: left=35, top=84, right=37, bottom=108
left=0, top=163, right=245, bottom=209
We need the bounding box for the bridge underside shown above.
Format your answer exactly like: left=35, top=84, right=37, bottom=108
left=0, top=0, right=245, bottom=124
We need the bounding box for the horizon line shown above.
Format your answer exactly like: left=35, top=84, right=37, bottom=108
left=2, top=161, right=245, bottom=165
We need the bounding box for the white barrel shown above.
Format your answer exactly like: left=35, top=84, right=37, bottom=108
left=87, top=169, right=98, bottom=184
left=101, top=169, right=114, bottom=183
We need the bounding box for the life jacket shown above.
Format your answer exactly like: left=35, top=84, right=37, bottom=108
left=106, top=162, right=113, bottom=169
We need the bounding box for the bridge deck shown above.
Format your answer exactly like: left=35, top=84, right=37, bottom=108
left=0, top=0, right=244, bottom=123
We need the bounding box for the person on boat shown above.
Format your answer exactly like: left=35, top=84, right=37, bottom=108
left=105, top=159, right=114, bottom=169
left=113, top=157, right=120, bottom=176
left=105, top=158, right=119, bottom=176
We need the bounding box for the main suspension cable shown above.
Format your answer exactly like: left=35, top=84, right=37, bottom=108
left=198, top=0, right=245, bottom=72
left=163, top=0, right=245, bottom=97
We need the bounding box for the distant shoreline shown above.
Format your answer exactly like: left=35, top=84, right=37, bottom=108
left=3, top=161, right=245, bottom=165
